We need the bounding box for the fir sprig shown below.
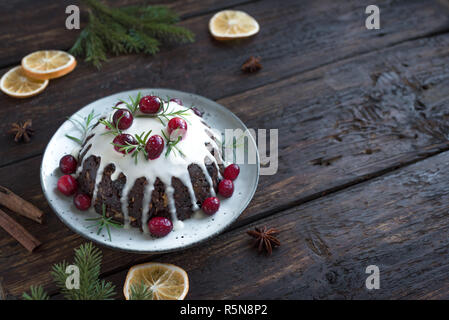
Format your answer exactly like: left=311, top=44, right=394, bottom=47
left=161, top=130, right=185, bottom=158
left=112, top=130, right=152, bottom=164
left=22, top=243, right=116, bottom=300
left=66, top=109, right=99, bottom=145
left=51, top=242, right=115, bottom=300
left=129, top=282, right=153, bottom=300
left=70, top=0, right=195, bottom=68
left=22, top=285, right=50, bottom=300
left=137, top=97, right=192, bottom=125
left=86, top=203, right=123, bottom=241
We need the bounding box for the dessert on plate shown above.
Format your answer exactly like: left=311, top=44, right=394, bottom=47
left=56, top=93, right=240, bottom=238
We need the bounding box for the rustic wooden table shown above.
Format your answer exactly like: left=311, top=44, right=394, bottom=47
left=1, top=0, right=449, bottom=300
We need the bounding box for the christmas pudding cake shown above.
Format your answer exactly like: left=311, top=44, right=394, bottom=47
left=56, top=93, right=240, bottom=238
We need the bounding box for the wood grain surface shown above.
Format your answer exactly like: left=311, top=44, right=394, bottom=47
left=1, top=0, right=449, bottom=299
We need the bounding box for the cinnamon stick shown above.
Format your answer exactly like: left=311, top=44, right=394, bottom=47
left=0, top=185, right=44, bottom=224
left=0, top=209, right=41, bottom=252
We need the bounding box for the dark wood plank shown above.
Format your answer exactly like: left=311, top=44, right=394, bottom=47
left=0, top=0, right=253, bottom=67
left=1, top=0, right=449, bottom=166
left=4, top=31, right=449, bottom=297
left=3, top=0, right=449, bottom=298
left=97, top=150, right=449, bottom=299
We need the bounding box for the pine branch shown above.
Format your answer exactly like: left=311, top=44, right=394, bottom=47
left=121, top=5, right=179, bottom=24
left=129, top=282, right=153, bottom=300
left=22, top=285, right=50, bottom=300
left=70, top=0, right=195, bottom=68
left=23, top=243, right=116, bottom=300
left=51, top=243, right=116, bottom=300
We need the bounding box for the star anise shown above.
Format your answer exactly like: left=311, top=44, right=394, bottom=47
left=9, top=119, right=34, bottom=143
left=241, top=56, right=262, bottom=73
left=247, top=226, right=280, bottom=255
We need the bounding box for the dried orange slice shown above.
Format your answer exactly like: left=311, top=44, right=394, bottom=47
left=21, top=50, right=76, bottom=80
left=0, top=66, right=49, bottom=98
left=209, top=10, right=259, bottom=40
left=123, top=262, right=189, bottom=300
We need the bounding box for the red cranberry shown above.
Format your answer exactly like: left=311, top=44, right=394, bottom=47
left=57, top=175, right=78, bottom=196
left=148, top=217, right=173, bottom=237
left=113, top=134, right=137, bottom=154
left=74, top=193, right=91, bottom=211
left=170, top=98, right=183, bottom=106
left=202, top=197, right=220, bottom=215
left=112, top=109, right=133, bottom=130
left=59, top=155, right=77, bottom=174
left=191, top=107, right=203, bottom=117
left=224, top=164, right=240, bottom=181
left=139, top=95, right=162, bottom=114
left=145, top=135, right=165, bottom=160
left=218, top=179, right=234, bottom=198
left=167, top=117, right=187, bottom=140
left=115, top=101, right=124, bottom=107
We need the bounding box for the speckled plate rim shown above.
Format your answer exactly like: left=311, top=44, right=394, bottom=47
left=40, top=88, right=259, bottom=254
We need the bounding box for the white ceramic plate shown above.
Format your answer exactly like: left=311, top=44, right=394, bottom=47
left=41, top=89, right=259, bottom=253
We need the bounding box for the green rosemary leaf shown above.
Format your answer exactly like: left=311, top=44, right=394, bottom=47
left=99, top=118, right=121, bottom=136
left=85, top=203, right=123, bottom=242
left=66, top=109, right=99, bottom=144
left=143, top=130, right=152, bottom=144
left=65, top=134, right=83, bottom=145
left=161, top=130, right=185, bottom=158
left=68, top=117, right=86, bottom=129
left=161, top=129, right=169, bottom=141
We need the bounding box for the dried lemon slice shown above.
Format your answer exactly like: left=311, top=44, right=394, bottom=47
left=22, top=50, right=76, bottom=80
left=209, top=10, right=259, bottom=40
left=0, top=66, right=48, bottom=98
left=123, top=262, right=189, bottom=300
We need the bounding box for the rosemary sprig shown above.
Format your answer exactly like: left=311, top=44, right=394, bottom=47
left=137, top=96, right=192, bottom=125
left=98, top=117, right=122, bottom=136
left=114, top=92, right=142, bottom=114
left=66, top=109, right=99, bottom=145
left=112, top=130, right=152, bottom=164
left=161, top=130, right=185, bottom=158
left=86, top=203, right=123, bottom=241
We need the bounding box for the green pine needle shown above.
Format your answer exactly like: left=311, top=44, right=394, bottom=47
left=22, top=243, right=116, bottom=300
left=70, top=0, right=195, bottom=68
left=22, top=285, right=50, bottom=300
left=129, top=282, right=153, bottom=300
left=51, top=242, right=116, bottom=300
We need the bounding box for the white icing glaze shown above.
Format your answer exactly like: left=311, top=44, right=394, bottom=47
left=173, top=220, right=185, bottom=231
left=75, top=101, right=222, bottom=232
